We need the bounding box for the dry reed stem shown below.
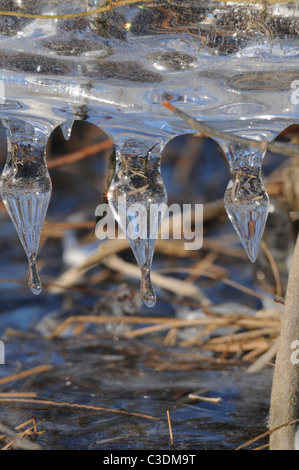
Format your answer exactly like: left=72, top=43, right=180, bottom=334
left=0, top=393, right=37, bottom=398
left=260, top=240, right=283, bottom=298
left=0, top=398, right=163, bottom=421
left=162, top=101, right=299, bottom=159
left=101, top=255, right=211, bottom=305
left=0, top=0, right=151, bottom=19
left=202, top=338, right=270, bottom=353
left=0, top=423, right=41, bottom=450
left=188, top=394, right=222, bottom=404
left=241, top=345, right=269, bottom=362
left=163, top=327, right=178, bottom=347
left=206, top=327, right=279, bottom=344
left=252, top=443, right=269, bottom=450
left=236, top=418, right=299, bottom=450
left=179, top=325, right=219, bottom=348
left=184, top=252, right=218, bottom=283
left=15, top=419, right=38, bottom=431
left=167, top=410, right=174, bottom=449
left=49, top=313, right=281, bottom=341
left=0, top=365, right=52, bottom=386
left=47, top=139, right=113, bottom=169
left=154, top=267, right=266, bottom=300
left=246, top=341, right=278, bottom=373
left=1, top=419, right=44, bottom=450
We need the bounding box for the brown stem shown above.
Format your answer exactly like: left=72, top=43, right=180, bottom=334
left=269, top=232, right=299, bottom=449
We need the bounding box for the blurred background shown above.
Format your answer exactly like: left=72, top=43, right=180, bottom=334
left=0, top=120, right=296, bottom=449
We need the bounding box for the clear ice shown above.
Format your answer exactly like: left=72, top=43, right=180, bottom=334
left=60, top=120, right=74, bottom=141
left=107, top=138, right=167, bottom=307
left=222, top=142, right=270, bottom=262
left=0, top=118, right=52, bottom=294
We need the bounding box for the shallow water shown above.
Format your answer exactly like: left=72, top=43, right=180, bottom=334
left=0, top=332, right=273, bottom=450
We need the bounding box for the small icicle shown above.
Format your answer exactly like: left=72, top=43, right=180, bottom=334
left=141, top=265, right=156, bottom=308
left=107, top=138, right=167, bottom=307
left=0, top=118, right=52, bottom=294
left=222, top=142, right=270, bottom=262
left=28, top=255, right=42, bottom=295
left=60, top=119, right=74, bottom=141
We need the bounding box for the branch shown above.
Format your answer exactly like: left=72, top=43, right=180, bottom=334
left=161, top=101, right=299, bottom=159
left=269, top=232, right=299, bottom=449
left=0, top=0, right=151, bottom=19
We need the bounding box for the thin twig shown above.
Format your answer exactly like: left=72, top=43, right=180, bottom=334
left=1, top=419, right=44, bottom=451
left=167, top=410, right=175, bottom=450
left=0, top=398, right=163, bottom=421
left=260, top=240, right=282, bottom=298
left=246, top=341, right=278, bottom=373
left=0, top=423, right=41, bottom=450
left=252, top=443, right=269, bottom=450
left=0, top=393, right=37, bottom=398
left=0, top=365, right=52, bottom=386
left=0, top=0, right=151, bottom=19
left=188, top=394, right=222, bottom=404
left=47, top=140, right=113, bottom=169
left=101, top=254, right=211, bottom=305
left=48, top=313, right=281, bottom=340
left=161, top=101, right=299, bottom=159
left=236, top=418, right=299, bottom=450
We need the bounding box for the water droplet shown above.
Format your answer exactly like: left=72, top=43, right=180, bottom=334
left=28, top=256, right=42, bottom=295
left=141, top=265, right=156, bottom=308
left=221, top=142, right=269, bottom=262
left=60, top=119, right=73, bottom=140
left=0, top=118, right=52, bottom=294
left=107, top=138, right=167, bottom=307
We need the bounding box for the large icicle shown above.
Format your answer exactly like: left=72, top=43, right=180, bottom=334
left=0, top=118, right=52, bottom=294
left=222, top=142, right=269, bottom=262
left=107, top=138, right=167, bottom=307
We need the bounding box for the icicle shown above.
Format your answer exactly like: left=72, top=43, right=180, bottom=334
left=223, top=142, right=269, bottom=262
left=107, top=138, right=167, bottom=307
left=0, top=118, right=52, bottom=294
left=60, top=119, right=74, bottom=141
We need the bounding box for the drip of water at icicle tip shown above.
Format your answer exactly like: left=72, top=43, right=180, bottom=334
left=140, top=265, right=156, bottom=308
left=28, top=255, right=42, bottom=295
left=222, top=142, right=270, bottom=263
left=107, top=138, right=167, bottom=307
left=0, top=118, right=52, bottom=295
left=60, top=120, right=74, bottom=141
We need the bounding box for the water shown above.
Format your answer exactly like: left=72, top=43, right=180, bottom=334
left=0, top=333, right=273, bottom=450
